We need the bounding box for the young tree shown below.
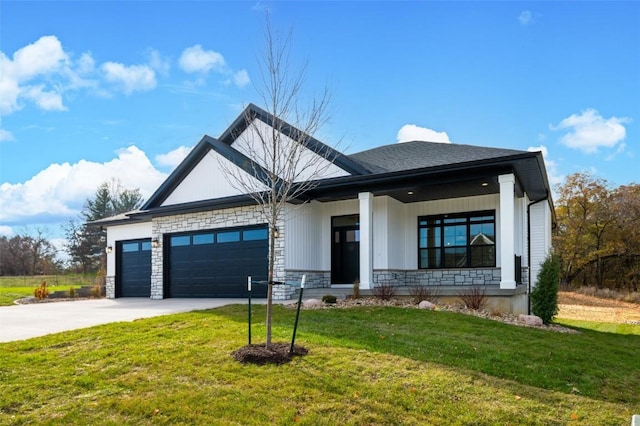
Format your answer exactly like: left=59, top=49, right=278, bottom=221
left=221, top=17, right=336, bottom=348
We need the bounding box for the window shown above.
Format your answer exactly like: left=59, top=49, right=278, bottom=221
left=193, top=233, right=214, bottom=245
left=243, top=228, right=268, bottom=241
left=418, top=211, right=495, bottom=269
left=122, top=242, right=139, bottom=252
left=170, top=235, right=190, bottom=247
left=217, top=231, right=240, bottom=243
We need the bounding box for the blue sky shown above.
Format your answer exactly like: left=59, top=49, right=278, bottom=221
left=1, top=1, right=638, bottom=244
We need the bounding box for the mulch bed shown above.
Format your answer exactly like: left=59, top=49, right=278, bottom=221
left=232, top=342, right=308, bottom=365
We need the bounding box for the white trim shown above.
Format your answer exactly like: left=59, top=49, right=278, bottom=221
left=359, top=192, right=374, bottom=289
left=499, top=173, right=516, bottom=289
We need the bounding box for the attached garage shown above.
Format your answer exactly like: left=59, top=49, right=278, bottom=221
left=166, top=225, right=269, bottom=298
left=116, top=239, right=152, bottom=297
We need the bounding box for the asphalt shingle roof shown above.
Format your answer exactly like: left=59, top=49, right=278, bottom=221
left=348, top=141, right=527, bottom=174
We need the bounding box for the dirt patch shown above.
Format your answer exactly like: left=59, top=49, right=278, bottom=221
left=232, top=343, right=308, bottom=365
left=557, top=292, right=640, bottom=324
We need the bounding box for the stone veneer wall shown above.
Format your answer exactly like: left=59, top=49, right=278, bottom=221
left=150, top=206, right=284, bottom=300
left=372, top=267, right=529, bottom=288
left=105, top=276, right=115, bottom=299
left=285, top=270, right=331, bottom=289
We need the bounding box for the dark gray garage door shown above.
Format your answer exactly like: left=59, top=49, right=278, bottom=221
left=117, top=239, right=152, bottom=297
left=168, top=226, right=268, bottom=298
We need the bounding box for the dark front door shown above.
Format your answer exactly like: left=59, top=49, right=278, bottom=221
left=331, top=215, right=360, bottom=284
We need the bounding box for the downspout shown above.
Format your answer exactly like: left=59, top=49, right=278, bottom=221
left=527, top=196, right=549, bottom=314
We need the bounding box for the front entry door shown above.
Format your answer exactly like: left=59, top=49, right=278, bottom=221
left=331, top=215, right=360, bottom=284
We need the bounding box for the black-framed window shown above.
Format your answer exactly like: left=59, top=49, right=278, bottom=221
left=418, top=211, right=495, bottom=269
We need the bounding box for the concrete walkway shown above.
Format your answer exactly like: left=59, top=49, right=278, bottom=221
left=0, top=298, right=270, bottom=342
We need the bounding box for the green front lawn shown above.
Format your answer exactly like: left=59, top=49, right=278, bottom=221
left=0, top=275, right=95, bottom=306
left=1, top=304, right=638, bottom=424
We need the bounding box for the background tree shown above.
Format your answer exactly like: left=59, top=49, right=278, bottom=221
left=0, top=228, right=60, bottom=276
left=554, top=172, right=639, bottom=291
left=221, top=16, right=336, bottom=348
left=65, top=179, right=143, bottom=273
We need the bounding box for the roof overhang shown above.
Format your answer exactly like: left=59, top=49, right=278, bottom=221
left=302, top=152, right=550, bottom=204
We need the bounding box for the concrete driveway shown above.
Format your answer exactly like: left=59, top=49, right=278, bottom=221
left=0, top=298, right=269, bottom=342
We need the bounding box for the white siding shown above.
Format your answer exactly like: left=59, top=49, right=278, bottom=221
left=284, top=199, right=359, bottom=271
left=373, top=197, right=388, bottom=269
left=105, top=221, right=152, bottom=276
left=162, top=150, right=266, bottom=206
left=529, top=200, right=553, bottom=288
left=231, top=119, right=351, bottom=182
left=371, top=196, right=405, bottom=270
left=284, top=202, right=323, bottom=270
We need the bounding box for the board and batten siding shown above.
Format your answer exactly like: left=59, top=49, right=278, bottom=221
left=161, top=150, right=266, bottom=207
left=105, top=221, right=152, bottom=276
left=370, top=196, right=406, bottom=270
left=284, top=202, right=323, bottom=270
left=231, top=119, right=351, bottom=182
left=285, top=199, right=358, bottom=271
left=529, top=200, right=553, bottom=289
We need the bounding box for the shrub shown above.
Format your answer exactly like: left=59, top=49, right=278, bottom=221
left=373, top=283, right=395, bottom=301
left=409, top=285, right=440, bottom=304
left=458, top=286, right=486, bottom=310
left=91, top=283, right=104, bottom=298
left=322, top=294, right=337, bottom=304
left=531, top=254, right=560, bottom=324
left=352, top=280, right=361, bottom=299
left=34, top=282, right=49, bottom=299
left=69, top=286, right=76, bottom=298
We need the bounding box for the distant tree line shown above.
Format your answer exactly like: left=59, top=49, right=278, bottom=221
left=554, top=172, right=640, bottom=291
left=0, top=228, right=60, bottom=276
left=0, top=179, right=143, bottom=276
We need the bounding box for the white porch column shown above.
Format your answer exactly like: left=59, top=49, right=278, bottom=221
left=499, top=174, right=516, bottom=289
left=359, top=192, right=374, bottom=290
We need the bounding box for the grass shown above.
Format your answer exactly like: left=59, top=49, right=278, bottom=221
left=555, top=318, right=640, bottom=335
left=1, top=305, right=639, bottom=425
left=0, top=275, right=94, bottom=306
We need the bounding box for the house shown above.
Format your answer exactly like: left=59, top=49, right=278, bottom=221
left=96, top=104, right=554, bottom=314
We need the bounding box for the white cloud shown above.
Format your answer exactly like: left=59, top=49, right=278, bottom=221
left=0, top=128, right=14, bottom=141
left=550, top=108, right=630, bottom=154
left=102, top=62, right=157, bottom=94
left=233, top=69, right=251, bottom=88
left=527, top=144, right=564, bottom=187
left=518, top=10, right=534, bottom=26
left=397, top=124, right=451, bottom=143
left=155, top=145, right=192, bottom=169
left=23, top=85, right=66, bottom=111
left=147, top=48, right=171, bottom=76
left=0, top=35, right=69, bottom=114
left=179, top=45, right=226, bottom=73
left=179, top=45, right=248, bottom=88
left=0, top=146, right=166, bottom=226
left=0, top=225, right=14, bottom=236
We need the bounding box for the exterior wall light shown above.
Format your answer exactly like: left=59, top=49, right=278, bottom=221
left=273, top=227, right=280, bottom=239
left=105, top=246, right=113, bottom=254
left=152, top=238, right=160, bottom=248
